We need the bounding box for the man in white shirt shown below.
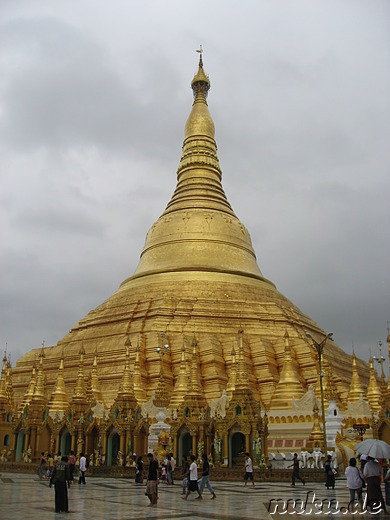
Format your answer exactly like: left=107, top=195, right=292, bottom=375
left=244, top=452, right=255, bottom=487
left=78, top=452, right=87, bottom=485
left=182, top=455, right=202, bottom=500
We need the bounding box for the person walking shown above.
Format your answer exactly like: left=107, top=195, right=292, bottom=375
left=181, top=455, right=190, bottom=495
left=78, top=452, right=87, bottom=485
left=146, top=452, right=159, bottom=507
left=182, top=455, right=202, bottom=500
left=166, top=454, right=174, bottom=485
left=345, top=457, right=364, bottom=512
left=68, top=450, right=76, bottom=484
left=37, top=452, right=47, bottom=480
left=49, top=455, right=71, bottom=513
left=135, top=455, right=143, bottom=484
left=289, top=453, right=305, bottom=487
left=198, top=453, right=216, bottom=499
left=324, top=454, right=335, bottom=490
left=363, top=456, right=387, bottom=514
left=244, top=452, right=255, bottom=487
left=47, top=453, right=54, bottom=478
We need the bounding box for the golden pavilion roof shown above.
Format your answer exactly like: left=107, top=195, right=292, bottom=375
left=12, top=53, right=373, bottom=413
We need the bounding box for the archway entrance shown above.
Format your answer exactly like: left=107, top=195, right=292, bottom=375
left=15, top=431, right=25, bottom=462
left=229, top=432, right=245, bottom=468
left=178, top=430, right=192, bottom=463
left=60, top=430, right=71, bottom=456
left=107, top=431, right=120, bottom=466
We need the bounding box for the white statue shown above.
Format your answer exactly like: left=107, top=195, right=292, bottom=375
left=141, top=391, right=158, bottom=419
left=292, top=384, right=320, bottom=414
left=210, top=390, right=229, bottom=419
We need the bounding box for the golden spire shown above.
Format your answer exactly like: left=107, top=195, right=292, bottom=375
left=347, top=351, right=364, bottom=403
left=235, top=328, right=250, bottom=391
left=5, top=360, right=13, bottom=406
left=20, top=363, right=37, bottom=410
left=125, top=49, right=269, bottom=287
left=169, top=339, right=188, bottom=408
left=270, top=330, right=304, bottom=409
left=307, top=403, right=324, bottom=449
left=119, top=335, right=134, bottom=394
left=325, top=362, right=338, bottom=402
left=73, top=345, right=87, bottom=399
left=189, top=334, right=202, bottom=393
left=90, top=348, right=104, bottom=403
left=0, top=353, right=7, bottom=400
left=226, top=343, right=237, bottom=399
left=49, top=354, right=69, bottom=414
left=32, top=347, right=45, bottom=401
left=133, top=336, right=145, bottom=402
left=367, top=354, right=381, bottom=412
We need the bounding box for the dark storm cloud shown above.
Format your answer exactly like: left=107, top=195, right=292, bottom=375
left=0, top=0, right=389, bottom=371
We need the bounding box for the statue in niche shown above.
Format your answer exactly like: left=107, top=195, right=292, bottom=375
left=335, top=426, right=359, bottom=471
left=210, top=390, right=229, bottom=418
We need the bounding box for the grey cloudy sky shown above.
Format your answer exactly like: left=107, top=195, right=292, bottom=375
left=1, top=0, right=389, bottom=372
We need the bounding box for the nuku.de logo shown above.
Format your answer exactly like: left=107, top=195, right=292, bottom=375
left=268, top=490, right=382, bottom=515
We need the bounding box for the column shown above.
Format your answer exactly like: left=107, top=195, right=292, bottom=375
left=101, top=432, right=107, bottom=465
left=245, top=433, right=250, bottom=455
left=192, top=433, right=197, bottom=457
left=223, top=432, right=228, bottom=463
left=173, top=435, right=178, bottom=461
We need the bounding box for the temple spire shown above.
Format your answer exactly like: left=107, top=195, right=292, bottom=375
left=73, top=345, right=87, bottom=400
left=367, top=354, right=381, bottom=412
left=133, top=336, right=145, bottom=402
left=235, top=328, right=250, bottom=391
left=20, top=363, right=37, bottom=410
left=169, top=339, right=188, bottom=409
left=90, top=348, right=104, bottom=403
left=32, top=348, right=45, bottom=402
left=128, top=51, right=267, bottom=285
left=347, top=351, right=364, bottom=403
left=0, top=353, right=7, bottom=400
left=226, top=343, right=237, bottom=399
left=49, top=354, right=69, bottom=415
left=270, top=330, right=304, bottom=409
left=189, top=335, right=202, bottom=393
left=119, top=335, right=134, bottom=395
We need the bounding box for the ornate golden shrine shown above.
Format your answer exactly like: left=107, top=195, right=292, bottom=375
left=0, top=52, right=386, bottom=467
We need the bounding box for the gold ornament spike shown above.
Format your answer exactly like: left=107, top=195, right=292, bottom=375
left=32, top=348, right=45, bottom=401
left=189, top=335, right=202, bottom=393
left=347, top=352, right=364, bottom=403
left=235, top=328, right=250, bottom=391
left=169, top=339, right=188, bottom=408
left=49, top=356, right=69, bottom=414
left=73, top=345, right=87, bottom=399
left=0, top=354, right=7, bottom=399
left=20, top=363, right=37, bottom=410
left=367, top=355, right=381, bottom=412
left=226, top=344, right=237, bottom=399
left=90, top=348, right=104, bottom=404
left=270, top=330, right=304, bottom=409
left=120, top=336, right=133, bottom=395
left=133, top=337, right=143, bottom=397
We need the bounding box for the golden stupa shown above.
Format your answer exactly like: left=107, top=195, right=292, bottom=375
left=5, top=51, right=377, bottom=464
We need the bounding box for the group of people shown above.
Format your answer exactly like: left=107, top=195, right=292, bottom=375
left=288, top=451, right=390, bottom=515
left=143, top=452, right=217, bottom=507
left=37, top=450, right=79, bottom=483
left=346, top=455, right=390, bottom=514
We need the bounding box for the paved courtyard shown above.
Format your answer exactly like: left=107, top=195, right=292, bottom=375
left=0, top=472, right=389, bottom=519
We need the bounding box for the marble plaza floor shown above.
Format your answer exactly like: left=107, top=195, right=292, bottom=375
left=1, top=472, right=389, bottom=519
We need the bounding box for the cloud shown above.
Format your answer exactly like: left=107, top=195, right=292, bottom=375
left=0, top=0, right=389, bottom=372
